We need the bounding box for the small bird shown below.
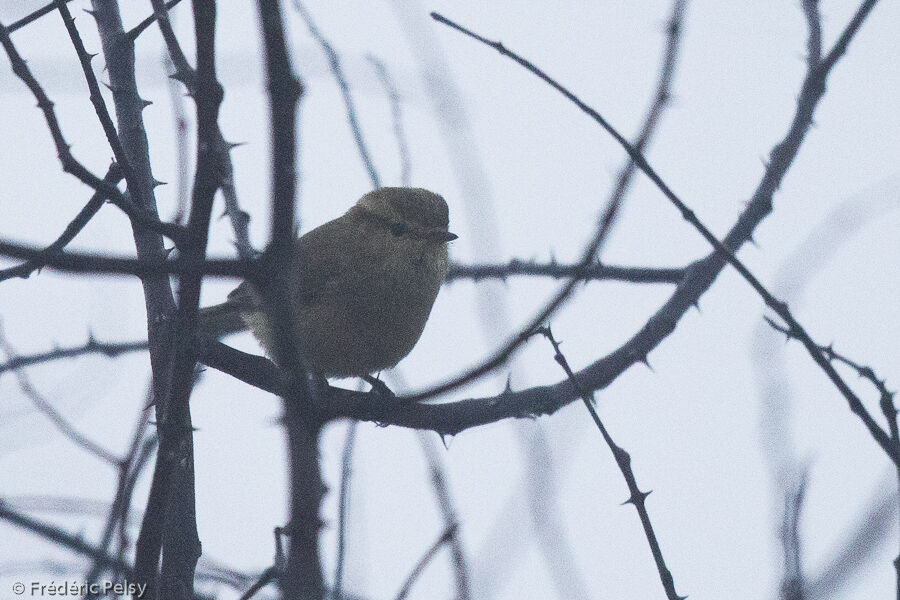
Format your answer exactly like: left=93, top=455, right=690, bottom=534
left=199, top=187, right=457, bottom=379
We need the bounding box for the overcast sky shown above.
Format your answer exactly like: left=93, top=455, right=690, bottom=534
left=1, top=1, right=899, bottom=599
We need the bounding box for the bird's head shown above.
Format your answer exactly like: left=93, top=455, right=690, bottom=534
left=353, top=187, right=458, bottom=244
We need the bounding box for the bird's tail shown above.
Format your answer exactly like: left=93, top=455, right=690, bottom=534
left=197, top=300, right=248, bottom=339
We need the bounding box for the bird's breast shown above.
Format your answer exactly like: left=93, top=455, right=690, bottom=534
left=294, top=244, right=447, bottom=377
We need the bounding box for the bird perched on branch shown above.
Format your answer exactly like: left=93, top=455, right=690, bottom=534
left=199, top=187, right=457, bottom=379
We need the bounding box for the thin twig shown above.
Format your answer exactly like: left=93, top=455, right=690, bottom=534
left=0, top=500, right=132, bottom=576
left=0, top=163, right=122, bottom=282
left=292, top=0, right=380, bottom=188
left=127, top=0, right=185, bottom=42
left=429, top=6, right=898, bottom=465
left=768, top=315, right=900, bottom=597
left=367, top=55, right=411, bottom=186
left=0, top=19, right=187, bottom=244
left=765, top=318, right=894, bottom=407
left=389, top=3, right=685, bottom=403
left=779, top=473, right=808, bottom=600
left=0, top=238, right=253, bottom=278
left=469, top=5, right=686, bottom=592
left=2, top=238, right=682, bottom=284
left=0, top=324, right=119, bottom=464
left=238, top=566, right=279, bottom=600
left=0, top=336, right=148, bottom=376
left=150, top=0, right=256, bottom=258
left=801, top=0, right=822, bottom=69
left=393, top=525, right=457, bottom=600
left=416, top=432, right=471, bottom=600
left=447, top=260, right=685, bottom=284
left=536, top=326, right=683, bottom=600
left=333, top=420, right=358, bottom=600
left=84, top=383, right=155, bottom=595
left=807, top=473, right=898, bottom=598
left=55, top=0, right=147, bottom=221
left=7, top=0, right=74, bottom=34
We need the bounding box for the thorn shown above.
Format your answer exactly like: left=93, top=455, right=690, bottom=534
left=102, top=81, right=119, bottom=94
left=621, top=489, right=652, bottom=506
left=153, top=179, right=167, bottom=188
left=226, top=141, right=247, bottom=150
left=503, top=374, right=513, bottom=394
left=140, top=98, right=153, bottom=109
left=86, top=52, right=99, bottom=61
left=83, top=8, right=98, bottom=19
left=164, top=246, right=175, bottom=258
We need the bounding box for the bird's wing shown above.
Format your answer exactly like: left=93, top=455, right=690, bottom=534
left=291, top=217, right=367, bottom=307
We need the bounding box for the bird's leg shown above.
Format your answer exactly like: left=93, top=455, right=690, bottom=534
left=362, top=373, right=395, bottom=399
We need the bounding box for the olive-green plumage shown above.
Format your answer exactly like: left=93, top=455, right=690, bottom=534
left=199, top=187, right=456, bottom=377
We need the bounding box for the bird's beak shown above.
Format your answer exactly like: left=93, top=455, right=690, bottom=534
left=427, top=229, right=458, bottom=243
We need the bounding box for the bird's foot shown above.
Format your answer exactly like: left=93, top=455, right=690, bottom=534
left=363, top=374, right=396, bottom=399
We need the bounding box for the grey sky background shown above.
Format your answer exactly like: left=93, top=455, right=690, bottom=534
left=1, top=1, right=899, bottom=598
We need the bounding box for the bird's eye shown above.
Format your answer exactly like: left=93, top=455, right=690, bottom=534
left=390, top=223, right=407, bottom=237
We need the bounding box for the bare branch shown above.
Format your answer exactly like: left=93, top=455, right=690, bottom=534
left=0, top=324, right=119, bottom=465
left=127, top=0, right=185, bottom=42
left=238, top=566, right=278, bottom=600
left=7, top=0, right=74, bottom=34
left=332, top=420, right=357, bottom=600
left=255, top=4, right=323, bottom=600
left=150, top=0, right=256, bottom=258
left=0, top=162, right=122, bottom=283
left=0, top=336, right=147, bottom=376
left=428, top=6, right=897, bottom=464
left=447, top=260, right=685, bottom=284
left=536, top=326, right=684, bottom=600
left=367, top=55, right=412, bottom=186
left=779, top=474, right=808, bottom=600
left=393, top=525, right=457, bottom=600
left=292, top=0, right=380, bottom=189
left=0, top=500, right=132, bottom=576
left=385, top=2, right=686, bottom=404
left=417, top=432, right=470, bottom=600
left=0, top=19, right=187, bottom=244
left=0, top=238, right=252, bottom=278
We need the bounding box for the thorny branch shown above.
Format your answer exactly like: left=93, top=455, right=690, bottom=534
left=0, top=163, right=122, bottom=283
left=255, top=2, right=324, bottom=599
left=293, top=0, right=380, bottom=189
left=0, top=501, right=133, bottom=576
left=148, top=0, right=255, bottom=259
left=0, top=324, right=119, bottom=465
left=536, top=326, right=683, bottom=600
left=0, top=20, right=187, bottom=245
left=428, top=3, right=898, bottom=465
